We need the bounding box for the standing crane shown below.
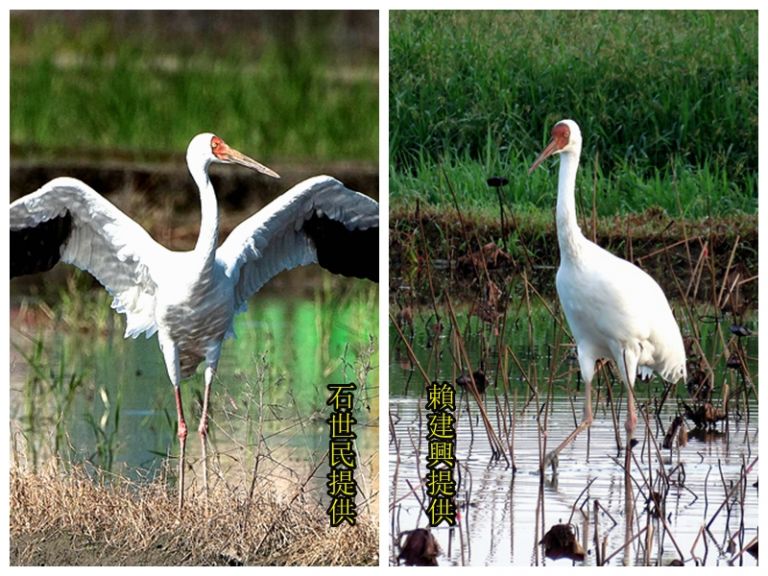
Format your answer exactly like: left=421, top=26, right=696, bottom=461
left=10, top=133, right=379, bottom=508
left=528, top=119, right=686, bottom=470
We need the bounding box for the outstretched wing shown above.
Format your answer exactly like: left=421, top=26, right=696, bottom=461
left=217, top=175, right=378, bottom=312
left=10, top=176, right=168, bottom=338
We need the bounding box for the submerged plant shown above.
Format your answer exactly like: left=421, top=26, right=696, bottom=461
left=13, top=332, right=86, bottom=470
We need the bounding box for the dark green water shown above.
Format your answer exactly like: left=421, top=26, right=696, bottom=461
left=11, top=293, right=378, bottom=487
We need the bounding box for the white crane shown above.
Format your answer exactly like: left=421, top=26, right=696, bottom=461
left=528, top=119, right=686, bottom=469
left=10, top=133, right=378, bottom=508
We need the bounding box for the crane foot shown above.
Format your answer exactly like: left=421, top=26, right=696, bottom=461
left=542, top=450, right=559, bottom=473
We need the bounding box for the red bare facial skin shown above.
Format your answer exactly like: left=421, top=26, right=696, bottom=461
left=529, top=122, right=571, bottom=174
left=210, top=135, right=231, bottom=161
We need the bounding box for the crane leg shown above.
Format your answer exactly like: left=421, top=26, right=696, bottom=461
left=542, top=376, right=594, bottom=472
left=619, top=351, right=637, bottom=544
left=198, top=365, right=216, bottom=498
left=620, top=349, right=639, bottom=443
left=160, top=337, right=186, bottom=511
left=174, top=385, right=188, bottom=511
left=625, top=395, right=638, bottom=436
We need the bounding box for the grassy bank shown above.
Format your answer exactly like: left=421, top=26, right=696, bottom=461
left=390, top=11, right=757, bottom=218
left=390, top=205, right=757, bottom=305
left=390, top=147, right=756, bottom=220
left=11, top=12, right=378, bottom=162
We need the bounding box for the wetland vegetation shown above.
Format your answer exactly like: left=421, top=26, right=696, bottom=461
left=10, top=11, right=379, bottom=566
left=11, top=11, right=378, bottom=162
left=11, top=283, right=380, bottom=566
left=389, top=10, right=757, bottom=566
left=390, top=270, right=757, bottom=565
left=390, top=11, right=756, bottom=220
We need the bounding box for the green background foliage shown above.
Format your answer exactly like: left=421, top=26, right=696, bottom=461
left=390, top=11, right=757, bottom=218
left=11, top=11, right=378, bottom=162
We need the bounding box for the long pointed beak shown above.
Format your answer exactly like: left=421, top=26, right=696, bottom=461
left=225, top=148, right=281, bottom=179
left=215, top=140, right=280, bottom=178
left=528, top=138, right=558, bottom=174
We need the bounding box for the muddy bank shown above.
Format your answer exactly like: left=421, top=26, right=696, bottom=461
left=390, top=206, right=757, bottom=308
left=11, top=158, right=378, bottom=210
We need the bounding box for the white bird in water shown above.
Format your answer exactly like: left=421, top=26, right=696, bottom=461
left=529, top=119, right=686, bottom=469
left=10, top=133, right=378, bottom=508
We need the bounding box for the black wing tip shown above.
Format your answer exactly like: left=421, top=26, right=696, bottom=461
left=10, top=212, right=73, bottom=278
left=304, top=213, right=378, bottom=283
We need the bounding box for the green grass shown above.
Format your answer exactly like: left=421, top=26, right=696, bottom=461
left=11, top=13, right=378, bottom=162
left=390, top=145, right=757, bottom=220
left=390, top=11, right=757, bottom=217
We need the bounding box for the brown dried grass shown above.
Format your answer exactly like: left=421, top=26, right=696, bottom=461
left=10, top=461, right=377, bottom=566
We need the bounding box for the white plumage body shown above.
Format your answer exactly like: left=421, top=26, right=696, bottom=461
left=529, top=119, right=685, bottom=463
left=11, top=174, right=376, bottom=377
left=556, top=235, right=686, bottom=386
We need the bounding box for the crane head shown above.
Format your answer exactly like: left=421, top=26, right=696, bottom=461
left=188, top=133, right=280, bottom=179
left=528, top=119, right=582, bottom=174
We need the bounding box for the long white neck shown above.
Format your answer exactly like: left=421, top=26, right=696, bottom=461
left=556, top=147, right=586, bottom=262
left=189, top=160, right=219, bottom=270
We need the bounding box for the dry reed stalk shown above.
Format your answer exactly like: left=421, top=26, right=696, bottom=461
left=445, top=294, right=508, bottom=462
left=11, top=460, right=377, bottom=566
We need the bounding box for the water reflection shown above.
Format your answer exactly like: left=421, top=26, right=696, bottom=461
left=390, top=394, right=757, bottom=566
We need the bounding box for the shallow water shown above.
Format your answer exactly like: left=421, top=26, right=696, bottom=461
left=10, top=292, right=378, bottom=503
left=389, top=303, right=758, bottom=566
left=390, top=394, right=757, bottom=566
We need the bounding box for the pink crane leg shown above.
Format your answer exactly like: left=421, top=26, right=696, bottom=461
left=543, top=377, right=594, bottom=471
left=198, top=366, right=215, bottom=497
left=175, top=386, right=188, bottom=511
